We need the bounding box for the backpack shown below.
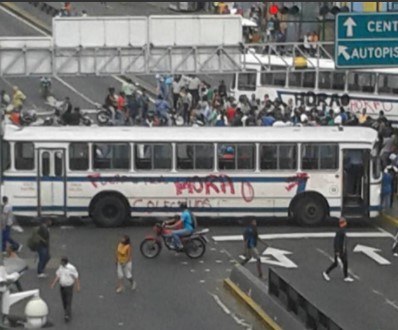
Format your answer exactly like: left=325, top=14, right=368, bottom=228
left=27, top=228, right=42, bottom=252
left=189, top=211, right=198, bottom=230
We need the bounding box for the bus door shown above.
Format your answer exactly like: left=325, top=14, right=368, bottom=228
left=342, top=149, right=370, bottom=218
left=37, top=149, right=67, bottom=217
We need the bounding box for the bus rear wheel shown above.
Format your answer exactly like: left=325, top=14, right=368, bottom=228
left=294, top=195, right=326, bottom=226
left=92, top=195, right=128, bottom=228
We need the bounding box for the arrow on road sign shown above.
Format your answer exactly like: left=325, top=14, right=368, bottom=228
left=353, top=245, right=391, bottom=266
left=338, top=46, right=351, bottom=61
left=344, top=17, right=357, bottom=37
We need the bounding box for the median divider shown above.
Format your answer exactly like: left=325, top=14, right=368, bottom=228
left=381, top=212, right=398, bottom=227
left=224, top=265, right=305, bottom=330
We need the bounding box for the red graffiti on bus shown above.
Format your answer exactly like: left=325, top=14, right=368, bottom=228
left=174, top=175, right=255, bottom=203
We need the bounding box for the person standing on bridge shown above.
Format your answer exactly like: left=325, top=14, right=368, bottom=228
left=323, top=218, right=354, bottom=283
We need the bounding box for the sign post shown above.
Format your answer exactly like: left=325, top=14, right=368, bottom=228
left=335, top=12, right=398, bottom=68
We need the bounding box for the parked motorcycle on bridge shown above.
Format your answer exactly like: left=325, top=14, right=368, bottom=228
left=140, top=221, right=210, bottom=260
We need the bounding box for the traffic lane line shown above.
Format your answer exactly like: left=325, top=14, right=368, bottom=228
left=0, top=6, right=42, bottom=37
left=224, top=279, right=283, bottom=330
left=213, top=231, right=392, bottom=242
left=0, top=2, right=50, bottom=35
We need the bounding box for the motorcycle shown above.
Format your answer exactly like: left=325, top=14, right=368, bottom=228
left=140, top=221, right=210, bottom=260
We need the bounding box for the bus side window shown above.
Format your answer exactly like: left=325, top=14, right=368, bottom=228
left=238, top=71, right=256, bottom=91
left=378, top=74, right=398, bottom=95
left=70, top=143, right=89, bottom=171
left=218, top=145, right=236, bottom=171
left=154, top=144, right=172, bottom=170
left=93, top=144, right=130, bottom=170
left=177, top=144, right=214, bottom=171
left=302, top=144, right=339, bottom=170
left=260, top=145, right=277, bottom=170
left=135, top=144, right=152, bottom=170
left=15, top=142, right=34, bottom=171
left=319, top=72, right=332, bottom=89
left=279, top=145, right=297, bottom=170
left=261, top=144, right=297, bottom=171
left=237, top=145, right=255, bottom=170
left=2, top=141, right=10, bottom=172
left=332, top=72, right=346, bottom=91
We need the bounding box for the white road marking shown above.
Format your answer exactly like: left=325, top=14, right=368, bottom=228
left=0, top=5, right=48, bottom=36
left=205, top=269, right=211, bottom=273
left=354, top=245, right=391, bottom=266
left=213, top=232, right=392, bottom=242
left=210, top=294, right=253, bottom=330
left=216, top=260, right=223, bottom=264
left=54, top=76, right=100, bottom=107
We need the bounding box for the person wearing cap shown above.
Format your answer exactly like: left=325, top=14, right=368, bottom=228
left=51, top=257, right=80, bottom=323
left=323, top=218, right=354, bottom=283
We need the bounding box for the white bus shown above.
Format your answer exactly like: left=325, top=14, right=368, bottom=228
left=2, top=125, right=381, bottom=227
left=232, top=52, right=398, bottom=124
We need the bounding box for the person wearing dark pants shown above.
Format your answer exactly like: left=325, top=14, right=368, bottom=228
left=51, top=257, right=80, bottom=323
left=240, top=219, right=267, bottom=279
left=36, top=219, right=52, bottom=278
left=323, top=218, right=354, bottom=283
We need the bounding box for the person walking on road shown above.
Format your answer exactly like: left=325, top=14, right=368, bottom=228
left=1, top=196, right=21, bottom=253
left=116, top=235, right=136, bottom=293
left=51, top=257, right=80, bottom=323
left=37, top=219, right=52, bottom=278
left=323, top=218, right=354, bottom=283
left=240, top=219, right=267, bottom=279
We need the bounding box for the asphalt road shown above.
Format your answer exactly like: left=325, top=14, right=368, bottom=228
left=213, top=218, right=398, bottom=330
left=9, top=223, right=265, bottom=330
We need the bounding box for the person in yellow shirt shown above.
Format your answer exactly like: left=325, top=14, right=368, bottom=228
left=358, top=108, right=368, bottom=125
left=11, top=86, right=26, bottom=111
left=116, top=235, right=136, bottom=293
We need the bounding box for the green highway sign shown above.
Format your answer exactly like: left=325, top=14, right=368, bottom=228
left=335, top=13, right=398, bottom=68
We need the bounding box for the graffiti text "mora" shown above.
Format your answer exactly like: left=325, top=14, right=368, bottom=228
left=174, top=175, right=255, bottom=203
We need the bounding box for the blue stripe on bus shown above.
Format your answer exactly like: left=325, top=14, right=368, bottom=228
left=13, top=206, right=381, bottom=213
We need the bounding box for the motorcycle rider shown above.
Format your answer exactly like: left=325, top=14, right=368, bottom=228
left=166, top=203, right=194, bottom=251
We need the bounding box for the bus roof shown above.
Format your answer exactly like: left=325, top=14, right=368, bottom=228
left=4, top=126, right=378, bottom=145
left=243, top=52, right=398, bottom=74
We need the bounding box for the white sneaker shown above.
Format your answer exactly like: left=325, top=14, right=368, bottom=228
left=344, top=277, right=354, bottom=283
left=322, top=272, right=330, bottom=282
left=38, top=273, right=48, bottom=279
left=394, top=253, right=398, bottom=257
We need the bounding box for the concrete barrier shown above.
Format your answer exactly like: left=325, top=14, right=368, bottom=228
left=225, top=265, right=306, bottom=330
left=269, top=269, right=343, bottom=330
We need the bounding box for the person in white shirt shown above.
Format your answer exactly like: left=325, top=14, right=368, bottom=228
left=51, top=257, right=80, bottom=323
left=1, top=196, right=21, bottom=253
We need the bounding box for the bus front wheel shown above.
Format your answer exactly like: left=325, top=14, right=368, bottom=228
left=293, top=195, right=326, bottom=226
left=92, top=195, right=129, bottom=228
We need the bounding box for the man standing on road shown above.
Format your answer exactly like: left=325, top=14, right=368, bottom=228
left=51, top=257, right=80, bottom=323
left=1, top=196, right=21, bottom=253
left=37, top=219, right=52, bottom=278
left=240, top=219, right=267, bottom=279
left=323, top=218, right=354, bottom=283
